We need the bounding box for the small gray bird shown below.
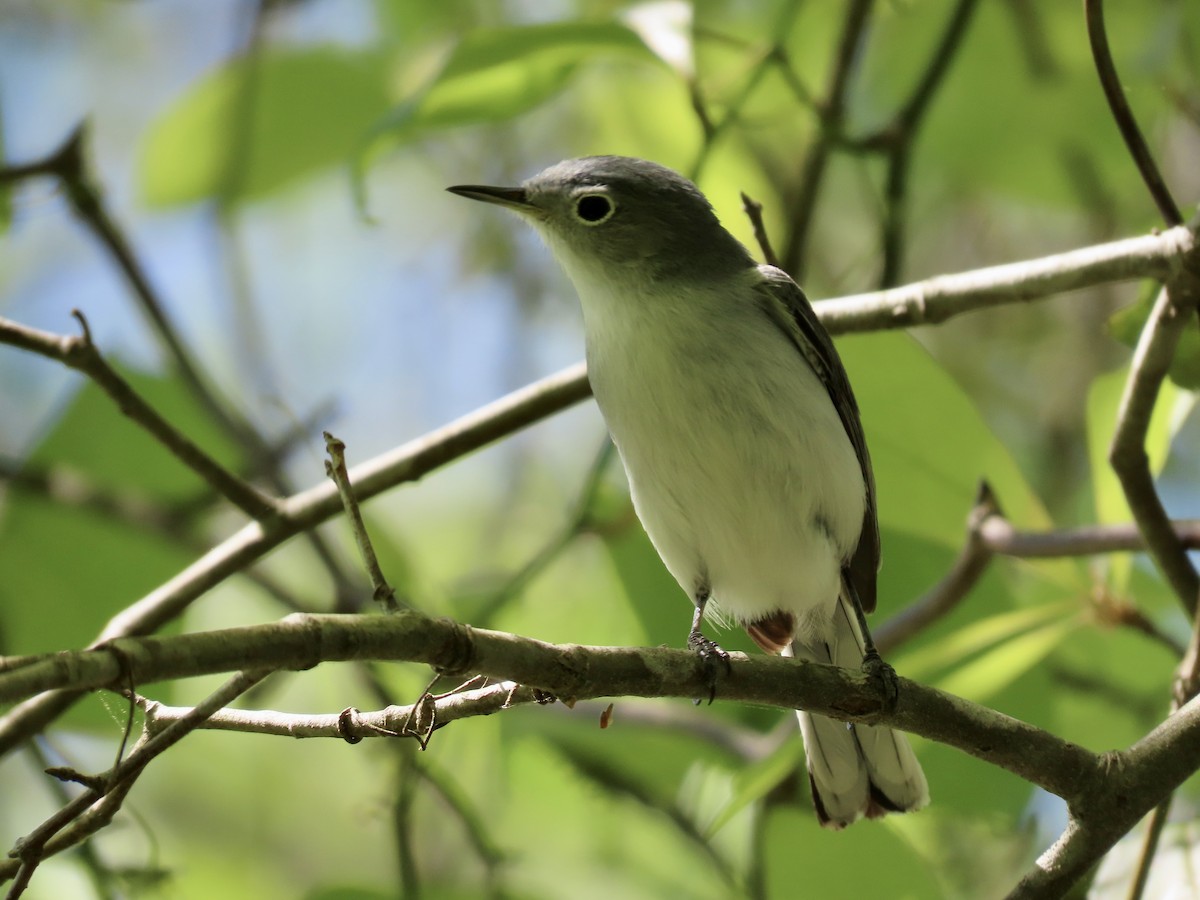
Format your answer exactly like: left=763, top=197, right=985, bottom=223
left=448, top=156, right=928, bottom=827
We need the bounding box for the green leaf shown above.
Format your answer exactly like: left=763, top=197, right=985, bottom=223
left=936, top=614, right=1080, bottom=701
left=1108, top=287, right=1200, bottom=389
left=837, top=331, right=1055, bottom=549
left=901, top=602, right=1077, bottom=683
left=383, top=20, right=654, bottom=134
left=0, top=365, right=241, bottom=659
left=141, top=47, right=392, bottom=206
left=764, top=806, right=942, bottom=900
left=702, top=737, right=803, bottom=839
left=355, top=21, right=661, bottom=210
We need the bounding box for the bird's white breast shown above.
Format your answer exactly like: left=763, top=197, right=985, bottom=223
left=571, top=265, right=865, bottom=633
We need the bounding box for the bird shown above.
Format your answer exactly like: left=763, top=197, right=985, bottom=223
left=448, top=156, right=928, bottom=828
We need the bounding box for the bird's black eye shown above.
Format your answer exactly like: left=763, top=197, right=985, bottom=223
left=575, top=194, right=614, bottom=224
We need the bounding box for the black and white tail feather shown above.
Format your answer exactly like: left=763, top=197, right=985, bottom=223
left=785, top=581, right=929, bottom=828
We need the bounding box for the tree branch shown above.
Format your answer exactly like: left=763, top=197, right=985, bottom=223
left=1009, top=694, right=1200, bottom=898
left=2, top=222, right=1194, bottom=755
left=1108, top=274, right=1200, bottom=614
left=818, top=224, right=1195, bottom=332
left=1, top=669, right=269, bottom=889
left=0, top=312, right=278, bottom=519
left=780, top=0, right=874, bottom=276
left=0, top=609, right=1099, bottom=802
left=0, top=362, right=591, bottom=755
left=1083, top=0, right=1183, bottom=227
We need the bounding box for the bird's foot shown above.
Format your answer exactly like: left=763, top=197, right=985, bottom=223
left=687, top=629, right=731, bottom=705
left=862, top=650, right=899, bottom=713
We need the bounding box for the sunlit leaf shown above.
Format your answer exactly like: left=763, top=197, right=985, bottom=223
left=901, top=602, right=1076, bottom=682
left=935, top=614, right=1080, bottom=700
left=141, top=47, right=391, bottom=206
left=355, top=20, right=661, bottom=211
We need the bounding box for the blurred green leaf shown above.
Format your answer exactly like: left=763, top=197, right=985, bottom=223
left=703, top=737, right=803, bottom=839
left=936, top=614, right=1080, bottom=700
left=838, top=331, right=1056, bottom=550
left=378, top=20, right=655, bottom=136
left=0, top=365, right=239, bottom=657
left=141, top=47, right=391, bottom=206
left=355, top=20, right=661, bottom=209
left=763, top=806, right=941, bottom=900
left=1107, top=287, right=1200, bottom=389
left=305, top=888, right=397, bottom=900
left=902, top=603, right=1074, bottom=679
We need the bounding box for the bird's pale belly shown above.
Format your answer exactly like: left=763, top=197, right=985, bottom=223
left=590, top=333, right=865, bottom=633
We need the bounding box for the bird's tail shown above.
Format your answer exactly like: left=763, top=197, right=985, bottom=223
left=784, top=590, right=929, bottom=829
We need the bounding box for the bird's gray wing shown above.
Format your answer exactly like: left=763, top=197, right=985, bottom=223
left=751, top=264, right=880, bottom=613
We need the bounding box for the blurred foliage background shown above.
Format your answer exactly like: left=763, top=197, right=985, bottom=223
left=3, top=0, right=1200, bottom=897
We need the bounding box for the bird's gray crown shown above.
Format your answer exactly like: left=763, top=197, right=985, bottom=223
left=520, top=156, right=756, bottom=281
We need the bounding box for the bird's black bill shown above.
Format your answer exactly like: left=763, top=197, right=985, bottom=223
left=446, top=184, right=532, bottom=211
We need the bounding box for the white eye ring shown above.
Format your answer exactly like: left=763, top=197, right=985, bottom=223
left=573, top=193, right=615, bottom=225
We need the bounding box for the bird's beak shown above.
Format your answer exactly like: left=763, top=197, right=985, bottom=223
left=446, top=184, right=538, bottom=215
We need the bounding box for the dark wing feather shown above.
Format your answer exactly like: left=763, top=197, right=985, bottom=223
left=751, top=265, right=880, bottom=612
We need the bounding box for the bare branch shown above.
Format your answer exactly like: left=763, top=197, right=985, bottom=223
left=140, top=680, right=543, bottom=739
left=0, top=312, right=278, bottom=520
left=0, top=362, right=590, bottom=754
left=1, top=669, right=269, bottom=888
left=819, top=225, right=1195, bottom=332
left=877, top=482, right=997, bottom=653
left=1109, top=275, right=1200, bottom=614
left=780, top=0, right=874, bottom=276
left=875, top=0, right=981, bottom=285
left=1, top=124, right=258, bottom=445
left=1084, top=0, right=1183, bottom=227
left=323, top=432, right=398, bottom=612
left=1010, top=694, right=1200, bottom=897
left=977, top=515, right=1200, bottom=558
left=0, top=609, right=1100, bottom=802
left=2, top=222, right=1195, bottom=754
left=1, top=123, right=362, bottom=611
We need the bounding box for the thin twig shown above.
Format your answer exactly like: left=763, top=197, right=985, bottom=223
left=0, top=362, right=592, bottom=755
left=0, top=312, right=277, bottom=520
left=1126, top=798, right=1172, bottom=900
left=416, top=756, right=509, bottom=874
left=324, top=432, right=398, bottom=612
left=2, top=123, right=362, bottom=610
left=3, top=223, right=1197, bottom=754
left=688, top=1, right=807, bottom=182
left=874, top=0, right=981, bottom=286
left=4, top=125, right=260, bottom=446
left=780, top=0, right=874, bottom=276
left=140, top=681, right=542, bottom=739
left=3, top=670, right=269, bottom=892
left=740, top=191, right=781, bottom=268
left=1109, top=277, right=1200, bottom=615
left=1084, top=0, right=1183, bottom=227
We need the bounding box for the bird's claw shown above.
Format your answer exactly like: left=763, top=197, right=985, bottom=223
left=862, top=650, right=899, bottom=713
left=688, top=630, right=731, bottom=705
